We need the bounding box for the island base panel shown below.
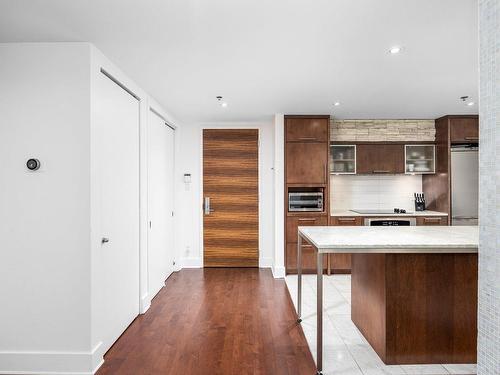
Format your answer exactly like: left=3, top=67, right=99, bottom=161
left=351, top=253, right=477, bottom=365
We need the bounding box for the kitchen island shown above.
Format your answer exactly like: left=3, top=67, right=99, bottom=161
left=296, top=226, right=478, bottom=375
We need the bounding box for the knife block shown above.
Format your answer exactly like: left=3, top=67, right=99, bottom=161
left=415, top=200, right=425, bottom=211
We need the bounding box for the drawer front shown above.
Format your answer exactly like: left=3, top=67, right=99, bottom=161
left=285, top=118, right=329, bottom=142
left=286, top=216, right=328, bottom=243
left=286, top=243, right=328, bottom=273
left=331, top=216, right=363, bottom=226
left=417, top=216, right=448, bottom=226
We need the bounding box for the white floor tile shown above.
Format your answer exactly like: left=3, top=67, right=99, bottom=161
left=285, top=275, right=477, bottom=375
left=442, top=364, right=476, bottom=374
left=401, top=365, right=449, bottom=374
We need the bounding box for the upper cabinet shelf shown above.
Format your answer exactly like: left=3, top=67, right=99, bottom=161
left=405, top=145, right=436, bottom=174
left=330, top=145, right=356, bottom=174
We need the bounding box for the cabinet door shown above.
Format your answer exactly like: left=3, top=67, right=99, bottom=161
left=286, top=118, right=328, bottom=142
left=286, top=243, right=328, bottom=273
left=357, top=144, right=404, bottom=174
left=378, top=144, right=405, bottom=173
left=286, top=216, right=328, bottom=243
left=356, top=144, right=380, bottom=174
left=417, top=216, right=448, bottom=226
left=450, top=118, right=479, bottom=143
left=286, top=142, right=328, bottom=184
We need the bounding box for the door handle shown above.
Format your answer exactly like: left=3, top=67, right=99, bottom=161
left=101, top=237, right=109, bottom=244
left=204, top=197, right=214, bottom=215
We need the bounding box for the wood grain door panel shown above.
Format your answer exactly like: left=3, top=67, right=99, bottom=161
left=286, top=142, right=328, bottom=184
left=203, top=129, right=258, bottom=267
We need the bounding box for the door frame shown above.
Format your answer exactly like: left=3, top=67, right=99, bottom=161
left=200, top=124, right=264, bottom=267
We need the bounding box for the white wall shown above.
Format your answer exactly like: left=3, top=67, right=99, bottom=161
left=0, top=43, right=93, bottom=372
left=273, top=114, right=285, bottom=278
left=0, top=42, right=180, bottom=374
left=330, top=175, right=422, bottom=212
left=175, top=121, right=275, bottom=269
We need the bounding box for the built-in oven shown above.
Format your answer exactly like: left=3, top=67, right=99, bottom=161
left=364, top=217, right=416, bottom=226
left=288, top=192, right=324, bottom=212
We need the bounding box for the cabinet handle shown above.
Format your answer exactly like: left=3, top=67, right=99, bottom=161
left=464, top=137, right=479, bottom=141
left=338, top=217, right=356, bottom=222
left=298, top=218, right=317, bottom=222
left=323, top=164, right=327, bottom=182
left=373, top=170, right=391, bottom=173
left=301, top=244, right=313, bottom=248
left=298, top=137, right=317, bottom=141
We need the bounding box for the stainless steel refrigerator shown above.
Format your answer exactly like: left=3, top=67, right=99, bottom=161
left=451, top=147, right=479, bottom=226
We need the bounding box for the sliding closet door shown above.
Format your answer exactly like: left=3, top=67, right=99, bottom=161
left=148, top=111, right=175, bottom=299
left=96, top=72, right=140, bottom=350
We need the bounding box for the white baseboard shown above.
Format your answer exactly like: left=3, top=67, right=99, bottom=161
left=272, top=265, right=286, bottom=279
left=140, top=293, right=151, bottom=314
left=181, top=257, right=203, bottom=268
left=0, top=342, right=103, bottom=375
left=259, top=257, right=273, bottom=268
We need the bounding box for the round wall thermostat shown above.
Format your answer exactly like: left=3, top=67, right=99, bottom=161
left=26, top=158, right=41, bottom=171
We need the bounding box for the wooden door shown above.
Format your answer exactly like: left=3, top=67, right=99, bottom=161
left=203, top=129, right=259, bottom=267
left=286, top=142, right=328, bottom=184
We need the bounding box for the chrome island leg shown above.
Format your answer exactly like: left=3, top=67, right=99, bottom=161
left=317, top=251, right=323, bottom=374
left=297, top=233, right=302, bottom=322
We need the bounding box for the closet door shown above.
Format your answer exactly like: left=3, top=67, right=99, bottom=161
left=148, top=111, right=175, bottom=298
left=96, top=72, right=140, bottom=350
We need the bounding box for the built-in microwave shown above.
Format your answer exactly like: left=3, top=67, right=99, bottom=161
left=288, top=192, right=324, bottom=212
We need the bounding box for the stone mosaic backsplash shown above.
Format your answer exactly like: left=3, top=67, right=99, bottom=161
left=331, top=119, right=435, bottom=142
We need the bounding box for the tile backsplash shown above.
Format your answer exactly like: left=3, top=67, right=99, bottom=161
left=330, top=175, right=422, bottom=212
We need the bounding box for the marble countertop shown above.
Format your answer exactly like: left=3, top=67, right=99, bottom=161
left=298, top=226, right=478, bottom=254
left=330, top=210, right=448, bottom=217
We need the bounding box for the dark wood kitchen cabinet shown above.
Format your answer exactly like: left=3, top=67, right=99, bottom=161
left=328, top=216, right=363, bottom=273
left=285, top=117, right=329, bottom=142
left=285, top=115, right=330, bottom=274
left=286, top=216, right=328, bottom=273
left=356, top=144, right=405, bottom=174
left=286, top=142, right=328, bottom=184
left=417, top=216, right=448, bottom=226
left=450, top=116, right=479, bottom=144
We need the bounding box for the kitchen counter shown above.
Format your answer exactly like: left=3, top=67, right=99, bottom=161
left=298, top=225, right=477, bottom=253
left=295, top=225, right=478, bottom=372
left=330, top=209, right=448, bottom=217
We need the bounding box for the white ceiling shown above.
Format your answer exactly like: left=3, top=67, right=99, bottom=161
left=0, top=0, right=478, bottom=123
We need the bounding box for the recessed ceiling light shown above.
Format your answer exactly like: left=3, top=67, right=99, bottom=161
left=216, top=96, right=228, bottom=108
left=389, top=46, right=402, bottom=54
left=334, top=102, right=341, bottom=106
left=467, top=101, right=475, bottom=106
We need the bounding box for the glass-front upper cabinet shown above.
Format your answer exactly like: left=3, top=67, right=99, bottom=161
left=330, top=145, right=356, bottom=174
left=405, top=145, right=435, bottom=174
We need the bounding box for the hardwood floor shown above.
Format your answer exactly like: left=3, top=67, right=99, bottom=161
left=96, top=268, right=315, bottom=375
